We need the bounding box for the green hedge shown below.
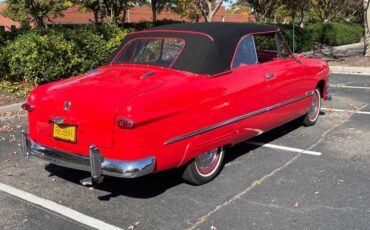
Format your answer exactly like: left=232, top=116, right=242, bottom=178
left=307, top=22, right=363, bottom=46
left=1, top=25, right=129, bottom=84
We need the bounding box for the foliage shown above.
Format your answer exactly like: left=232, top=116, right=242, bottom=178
left=278, top=24, right=313, bottom=52
left=172, top=0, right=202, bottom=21
left=279, top=0, right=310, bottom=27
left=1, top=25, right=129, bottom=84
left=322, top=23, right=363, bottom=45
left=5, top=31, right=81, bottom=83
left=0, top=80, right=35, bottom=97
left=0, top=47, right=9, bottom=80
left=1, top=0, right=73, bottom=27
left=195, top=0, right=224, bottom=22
left=310, top=0, right=363, bottom=23
left=307, top=22, right=363, bottom=46
left=238, top=0, right=280, bottom=22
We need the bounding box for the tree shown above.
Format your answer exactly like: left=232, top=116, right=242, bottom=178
left=281, top=0, right=310, bottom=27
left=342, top=0, right=363, bottom=22
left=79, top=0, right=104, bottom=24
left=172, top=0, right=201, bottom=22
left=2, top=0, right=73, bottom=27
left=149, top=0, right=174, bottom=23
left=195, top=0, right=223, bottom=22
left=238, top=0, right=280, bottom=22
left=311, top=0, right=340, bottom=23
left=365, top=0, right=370, bottom=56
left=102, top=0, right=134, bottom=25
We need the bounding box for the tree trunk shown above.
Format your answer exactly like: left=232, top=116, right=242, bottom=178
left=204, top=13, right=213, bottom=22
left=35, top=16, right=45, bottom=28
left=122, top=10, right=127, bottom=24
left=93, top=12, right=99, bottom=24
left=365, top=0, right=370, bottom=56
left=151, top=0, right=157, bottom=23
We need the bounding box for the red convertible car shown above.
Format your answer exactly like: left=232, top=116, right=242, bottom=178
left=22, top=23, right=330, bottom=186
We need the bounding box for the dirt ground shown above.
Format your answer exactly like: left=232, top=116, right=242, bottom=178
left=0, top=92, right=24, bottom=107
left=306, top=42, right=370, bottom=67
left=327, top=56, right=370, bottom=67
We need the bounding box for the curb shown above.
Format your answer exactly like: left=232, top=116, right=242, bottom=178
left=330, top=66, right=370, bottom=76
left=0, top=102, right=24, bottom=114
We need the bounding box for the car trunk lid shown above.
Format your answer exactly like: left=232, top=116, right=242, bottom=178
left=34, top=66, right=164, bottom=148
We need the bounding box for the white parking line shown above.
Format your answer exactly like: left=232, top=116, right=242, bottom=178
left=244, top=141, right=322, bottom=156
left=321, top=108, right=370, bottom=115
left=0, top=183, right=123, bottom=230
left=330, top=85, right=370, bottom=90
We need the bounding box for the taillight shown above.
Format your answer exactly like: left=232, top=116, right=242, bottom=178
left=21, top=103, right=35, bottom=112
left=117, top=118, right=134, bottom=129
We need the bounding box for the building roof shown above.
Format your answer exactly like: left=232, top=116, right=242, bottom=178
left=109, top=23, right=279, bottom=75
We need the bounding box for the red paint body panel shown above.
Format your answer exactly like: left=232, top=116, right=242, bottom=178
left=26, top=33, right=329, bottom=175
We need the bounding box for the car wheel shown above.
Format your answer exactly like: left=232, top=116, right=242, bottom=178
left=303, top=89, right=321, bottom=126
left=182, top=147, right=225, bottom=185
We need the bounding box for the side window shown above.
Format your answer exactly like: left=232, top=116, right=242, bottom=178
left=254, top=33, right=278, bottom=63
left=276, top=32, right=292, bottom=59
left=253, top=32, right=292, bottom=63
left=232, top=36, right=257, bottom=68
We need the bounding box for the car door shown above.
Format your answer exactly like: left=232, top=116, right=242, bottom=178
left=254, top=32, right=309, bottom=127
left=230, top=35, right=270, bottom=141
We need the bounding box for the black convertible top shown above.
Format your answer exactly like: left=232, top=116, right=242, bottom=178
left=109, top=22, right=279, bottom=75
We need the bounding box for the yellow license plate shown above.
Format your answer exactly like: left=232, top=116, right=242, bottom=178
left=53, top=124, right=76, bottom=143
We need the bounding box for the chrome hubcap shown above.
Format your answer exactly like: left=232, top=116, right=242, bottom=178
left=309, top=90, right=320, bottom=120
left=196, top=148, right=219, bottom=170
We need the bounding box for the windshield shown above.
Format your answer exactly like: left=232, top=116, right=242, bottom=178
left=112, top=38, right=185, bottom=68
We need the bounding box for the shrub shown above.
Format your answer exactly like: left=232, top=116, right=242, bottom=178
left=307, top=22, right=363, bottom=46
left=5, top=31, right=81, bottom=83
left=322, top=23, right=363, bottom=46
left=279, top=24, right=313, bottom=52
left=3, top=25, right=129, bottom=84
left=306, top=23, right=324, bottom=43
left=0, top=47, right=9, bottom=80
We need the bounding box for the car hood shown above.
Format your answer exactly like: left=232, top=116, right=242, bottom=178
left=30, top=66, right=165, bottom=148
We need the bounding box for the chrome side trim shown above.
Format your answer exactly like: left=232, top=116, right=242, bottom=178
left=164, top=90, right=314, bottom=145
left=23, top=133, right=156, bottom=179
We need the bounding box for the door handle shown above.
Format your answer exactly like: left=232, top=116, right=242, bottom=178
left=264, top=73, right=275, bottom=79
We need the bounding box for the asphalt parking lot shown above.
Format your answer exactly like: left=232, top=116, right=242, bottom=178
left=0, top=73, right=369, bottom=230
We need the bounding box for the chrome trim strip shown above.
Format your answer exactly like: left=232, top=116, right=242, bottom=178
left=165, top=91, right=314, bottom=145
left=23, top=133, right=156, bottom=179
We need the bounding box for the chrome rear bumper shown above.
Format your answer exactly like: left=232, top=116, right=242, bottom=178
left=21, top=132, right=155, bottom=180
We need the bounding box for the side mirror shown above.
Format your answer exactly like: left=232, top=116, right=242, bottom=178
left=294, top=53, right=304, bottom=64
left=294, top=53, right=304, bottom=59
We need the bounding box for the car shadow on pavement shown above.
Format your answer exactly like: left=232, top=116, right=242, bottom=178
left=45, top=117, right=304, bottom=200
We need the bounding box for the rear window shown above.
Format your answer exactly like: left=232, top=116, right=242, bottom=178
left=112, top=38, right=185, bottom=68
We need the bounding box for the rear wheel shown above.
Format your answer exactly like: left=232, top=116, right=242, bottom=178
left=302, top=89, right=321, bottom=126
left=182, top=147, right=225, bottom=185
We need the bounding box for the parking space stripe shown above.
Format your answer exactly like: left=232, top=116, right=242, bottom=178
left=330, top=85, right=370, bottom=90
left=321, top=108, right=370, bottom=115
left=244, top=141, right=322, bottom=156
left=0, top=182, right=123, bottom=230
